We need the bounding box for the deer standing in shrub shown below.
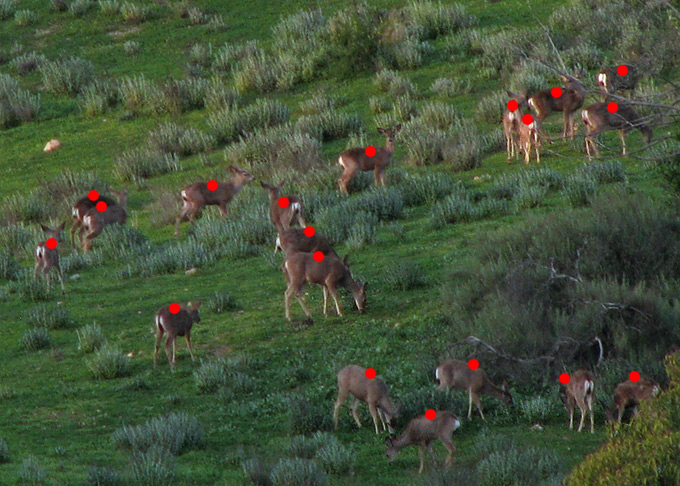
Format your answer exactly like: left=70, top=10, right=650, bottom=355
left=527, top=69, right=586, bottom=141
left=385, top=411, right=460, bottom=474
left=34, top=223, right=66, bottom=293
left=174, top=165, right=255, bottom=237
left=337, top=125, right=401, bottom=194
left=81, top=189, right=128, bottom=252
left=333, top=364, right=398, bottom=434
left=561, top=369, right=595, bottom=433
left=71, top=189, right=121, bottom=245
left=598, top=65, right=639, bottom=100
left=581, top=102, right=652, bottom=160
left=435, top=359, right=513, bottom=420
left=261, top=181, right=307, bottom=230
left=610, top=377, right=660, bottom=423
left=154, top=301, right=202, bottom=368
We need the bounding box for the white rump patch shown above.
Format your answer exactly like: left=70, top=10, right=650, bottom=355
left=181, top=189, right=188, bottom=201
left=36, top=247, right=43, bottom=259
left=528, top=98, right=536, bottom=111
left=598, top=73, right=607, bottom=88
left=291, top=202, right=300, bottom=213
left=435, top=367, right=440, bottom=381
left=338, top=156, right=345, bottom=168
left=453, top=417, right=461, bottom=430
left=83, top=215, right=93, bottom=227
left=72, top=207, right=79, bottom=218
left=156, top=314, right=164, bottom=332
left=275, top=236, right=282, bottom=253
left=585, top=380, right=594, bottom=394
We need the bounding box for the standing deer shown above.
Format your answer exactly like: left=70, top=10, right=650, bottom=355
left=34, top=223, right=66, bottom=293
left=561, top=369, right=595, bottom=433
left=333, top=364, right=398, bottom=434
left=527, top=69, right=586, bottom=141
left=261, top=181, right=307, bottom=230
left=598, top=65, right=639, bottom=99
left=517, top=114, right=542, bottom=164
left=581, top=102, right=652, bottom=160
left=610, top=377, right=660, bottom=423
left=154, top=301, right=202, bottom=368
left=385, top=411, right=460, bottom=474
left=275, top=227, right=338, bottom=257
left=283, top=252, right=366, bottom=320
left=71, top=189, right=121, bottom=245
left=338, top=125, right=401, bottom=194
left=435, top=359, right=513, bottom=420
left=81, top=189, right=128, bottom=252
left=502, top=91, right=527, bottom=163
left=175, top=166, right=255, bottom=237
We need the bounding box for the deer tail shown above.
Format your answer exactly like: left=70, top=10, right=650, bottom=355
left=156, top=314, right=164, bottom=333
left=338, top=156, right=346, bottom=169
left=584, top=379, right=594, bottom=396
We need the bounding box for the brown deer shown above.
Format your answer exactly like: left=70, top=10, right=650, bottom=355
left=502, top=91, right=527, bottom=163
left=154, top=301, right=202, bottom=368
left=561, top=369, right=595, bottom=433
left=283, top=252, right=366, bottom=320
left=527, top=69, right=586, bottom=141
left=174, top=166, right=255, bottom=237
left=581, top=102, right=652, bottom=160
left=261, top=181, right=307, bottom=230
left=34, top=223, right=66, bottom=293
left=385, top=411, right=460, bottom=474
left=81, top=189, right=128, bottom=252
left=598, top=65, right=639, bottom=99
left=71, top=189, right=121, bottom=245
left=517, top=114, right=541, bottom=164
left=338, top=125, right=401, bottom=194
left=275, top=227, right=338, bottom=258
left=435, top=359, right=513, bottom=420
left=334, top=364, right=398, bottom=434
left=610, top=377, right=660, bottom=423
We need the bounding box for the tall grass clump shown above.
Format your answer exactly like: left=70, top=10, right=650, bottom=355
left=77, top=323, right=106, bottom=353
left=0, top=73, right=40, bottom=127
left=129, top=446, right=175, bottom=486
left=112, top=412, right=204, bottom=455
left=0, top=252, right=21, bottom=281
left=294, top=111, right=361, bottom=141
left=208, top=99, right=290, bottom=144
left=87, top=344, right=131, bottom=379
left=26, top=304, right=70, bottom=329
left=402, top=1, right=476, bottom=39
left=0, top=0, right=16, bottom=20
left=119, top=1, right=149, bottom=23
left=86, top=466, right=123, bottom=486
left=147, top=122, right=215, bottom=156
left=21, top=327, right=51, bottom=351
left=204, top=81, right=240, bottom=112
left=18, top=455, right=47, bottom=485
left=477, top=443, right=560, bottom=486
left=98, top=0, right=120, bottom=17
left=79, top=80, right=119, bottom=116
left=114, top=148, right=181, bottom=183
left=14, top=9, right=36, bottom=27
left=40, top=57, right=95, bottom=95
left=271, top=458, right=328, bottom=486
left=208, top=290, right=238, bottom=313
left=10, top=51, right=46, bottom=75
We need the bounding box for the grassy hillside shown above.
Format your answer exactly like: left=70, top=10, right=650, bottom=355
left=1, top=0, right=679, bottom=485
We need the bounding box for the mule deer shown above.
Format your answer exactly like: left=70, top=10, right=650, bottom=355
left=71, top=189, right=120, bottom=245
left=385, top=411, right=460, bottom=474
left=283, top=252, right=366, bottom=320
left=154, top=301, right=202, bottom=368
left=610, top=377, right=660, bottom=423
left=502, top=91, right=527, bottom=163
left=175, top=166, right=255, bottom=237
left=261, top=181, right=307, bottom=230
left=338, top=125, right=401, bottom=194
left=334, top=364, right=398, bottom=434
left=527, top=69, right=586, bottom=141
left=517, top=114, right=541, bottom=164
left=561, top=369, right=595, bottom=433
left=82, top=189, right=128, bottom=252
left=275, top=227, right=338, bottom=257
left=581, top=102, right=652, bottom=160
left=34, top=223, right=66, bottom=293
left=435, top=359, right=513, bottom=420
left=598, top=65, right=638, bottom=99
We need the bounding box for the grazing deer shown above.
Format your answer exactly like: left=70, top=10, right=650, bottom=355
left=283, top=252, right=366, bottom=320
left=154, top=301, right=202, bottom=368
left=333, top=364, right=398, bottom=434
left=275, top=227, right=338, bottom=257
left=435, top=359, right=513, bottom=420
left=82, top=189, right=128, bottom=252
left=385, top=411, right=460, bottom=474
left=581, top=102, right=652, bottom=160
left=261, top=181, right=307, bottom=230
left=34, top=223, right=66, bottom=293
left=502, top=91, right=527, bottom=163
left=338, top=125, right=401, bottom=194
left=610, top=377, right=660, bottom=423
left=527, top=69, right=586, bottom=141
left=598, top=65, right=638, bottom=99
left=71, top=190, right=120, bottom=245
left=561, top=369, right=595, bottom=433
left=175, top=166, right=255, bottom=237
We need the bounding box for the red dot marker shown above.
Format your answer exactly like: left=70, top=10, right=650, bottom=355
left=278, top=197, right=289, bottom=208
left=617, top=65, right=628, bottom=76
left=46, top=238, right=57, bottom=249
left=88, top=190, right=99, bottom=201
left=365, top=146, right=376, bottom=157
left=425, top=409, right=436, bottom=420
left=522, top=114, right=534, bottom=125
left=96, top=201, right=107, bottom=212
left=313, top=251, right=324, bottom=262
left=607, top=102, right=618, bottom=113
left=468, top=359, right=479, bottom=370
left=507, top=100, right=518, bottom=111
left=629, top=371, right=640, bottom=382
left=559, top=373, right=570, bottom=385
left=304, top=226, right=315, bottom=237
left=551, top=87, right=562, bottom=98
left=207, top=180, right=218, bottom=191
left=365, top=368, right=376, bottom=379
left=169, top=303, right=180, bottom=314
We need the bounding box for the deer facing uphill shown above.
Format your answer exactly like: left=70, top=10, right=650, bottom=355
left=561, top=369, right=595, bottom=433
left=385, top=411, right=460, bottom=474
left=435, top=359, right=513, bottom=420
left=82, top=189, right=128, bottom=252
left=581, top=102, right=652, bottom=160
left=154, top=301, right=202, bottom=368
left=34, top=223, right=66, bottom=293
left=338, top=125, right=401, bottom=194
left=261, top=181, right=307, bottom=230
left=527, top=70, right=586, bottom=141
left=334, top=364, right=398, bottom=434
left=175, top=166, right=255, bottom=237
left=610, top=377, right=660, bottom=423
left=71, top=190, right=120, bottom=245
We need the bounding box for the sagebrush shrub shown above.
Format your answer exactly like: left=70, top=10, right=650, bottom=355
left=26, top=304, right=70, bottom=329
left=129, top=446, right=175, bottom=486
left=113, top=412, right=204, bottom=455
left=87, top=344, right=130, bottom=379
left=242, top=456, right=273, bottom=486
left=98, top=0, right=120, bottom=17
left=0, top=0, right=16, bottom=20
left=10, top=51, right=46, bottom=75
left=208, top=98, right=290, bottom=144
left=314, top=436, right=354, bottom=475
left=40, top=57, right=95, bottom=95
left=79, top=80, right=119, bottom=116
left=288, top=396, right=332, bottom=435
left=271, top=458, right=328, bottom=486
left=384, top=262, right=426, bottom=290
left=0, top=437, right=10, bottom=463
left=114, top=148, right=181, bottom=183
left=147, top=122, right=215, bottom=156
left=87, top=466, right=123, bottom=486
left=208, top=290, right=238, bottom=313
left=123, top=40, right=140, bottom=55
left=70, top=0, right=93, bottom=16
left=77, top=322, right=106, bottom=353
left=9, top=273, right=51, bottom=302
left=14, top=9, right=36, bottom=27
left=563, top=174, right=598, bottom=207
left=119, top=1, right=149, bottom=23
left=18, top=455, right=46, bottom=485
left=0, top=251, right=20, bottom=280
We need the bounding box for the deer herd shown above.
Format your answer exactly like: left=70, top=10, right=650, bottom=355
left=26, top=62, right=663, bottom=474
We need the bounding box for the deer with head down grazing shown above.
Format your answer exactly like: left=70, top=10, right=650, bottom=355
left=81, top=189, right=128, bottom=252
left=71, top=189, right=121, bottom=246
left=610, top=377, right=660, bottom=423
left=385, top=411, right=460, bottom=474
left=261, top=181, right=307, bottom=230
left=34, top=223, right=66, bottom=293
left=435, top=359, right=513, bottom=420
left=527, top=69, right=586, bottom=141
left=154, top=301, right=202, bottom=368
left=581, top=101, right=652, bottom=160
left=334, top=364, right=398, bottom=434
left=561, top=369, right=595, bottom=433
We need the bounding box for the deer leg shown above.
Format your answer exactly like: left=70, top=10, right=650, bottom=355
left=43, top=266, right=52, bottom=288
left=368, top=402, right=380, bottom=434
left=418, top=446, right=425, bottom=474
left=174, top=204, right=192, bottom=237
left=284, top=286, right=295, bottom=321
left=218, top=203, right=229, bottom=217
left=350, top=397, right=362, bottom=428
left=186, top=333, right=196, bottom=361
left=467, top=390, right=473, bottom=420
left=472, top=393, right=486, bottom=421
left=33, top=259, right=43, bottom=280
left=377, top=408, right=387, bottom=432
left=328, top=285, right=343, bottom=317
left=295, top=290, right=312, bottom=319
left=618, top=129, right=627, bottom=156
left=568, top=400, right=574, bottom=430
left=442, top=436, right=455, bottom=467
left=322, top=286, right=329, bottom=317
left=164, top=336, right=174, bottom=368
left=70, top=221, right=80, bottom=246
left=339, top=168, right=357, bottom=195
left=617, top=404, right=624, bottom=423
left=333, top=388, right=349, bottom=429
left=55, top=261, right=66, bottom=294
left=153, top=330, right=164, bottom=368
left=589, top=400, right=595, bottom=433
left=578, top=405, right=586, bottom=432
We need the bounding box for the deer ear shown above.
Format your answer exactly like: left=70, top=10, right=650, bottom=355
left=277, top=181, right=285, bottom=190
left=506, top=90, right=516, bottom=98
left=377, top=127, right=386, bottom=135
left=193, top=301, right=202, bottom=309
left=40, top=224, right=50, bottom=233
left=229, top=165, right=237, bottom=173
left=394, top=124, right=402, bottom=132
left=58, top=222, right=66, bottom=231
left=260, top=181, right=270, bottom=189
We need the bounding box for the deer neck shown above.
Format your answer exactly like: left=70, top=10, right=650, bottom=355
left=481, top=380, right=505, bottom=400
left=384, top=140, right=395, bottom=154
left=378, top=396, right=396, bottom=417
left=392, top=431, right=413, bottom=451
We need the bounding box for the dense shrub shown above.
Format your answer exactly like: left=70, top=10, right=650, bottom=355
left=26, top=304, right=70, bottom=329
left=0, top=73, right=40, bottom=127
left=119, top=1, right=149, bottom=23
left=314, top=437, right=354, bottom=475
left=8, top=273, right=51, bottom=302
left=87, top=466, right=123, bottom=486
left=77, top=323, right=106, bottom=353
left=401, top=1, right=476, bottom=40
left=477, top=442, right=560, bottom=486
left=70, top=0, right=94, bottom=16
left=87, top=345, right=130, bottom=379
left=114, top=148, right=181, bottom=183
left=323, top=4, right=380, bottom=75
left=563, top=174, right=598, bottom=207
left=18, top=455, right=46, bottom=485
left=10, top=51, right=46, bottom=75
left=519, top=393, right=561, bottom=424
left=242, top=456, right=273, bottom=486
left=98, top=1, right=120, bottom=17
left=193, top=357, right=253, bottom=393
left=271, top=458, right=328, bottom=486
left=40, top=57, right=95, bottom=95
left=147, top=122, right=215, bottom=156
left=129, top=446, right=175, bottom=486
left=288, top=396, right=332, bottom=435
left=374, top=69, right=416, bottom=96
left=398, top=173, right=461, bottom=206
left=384, top=262, right=426, bottom=290
left=14, top=9, right=37, bottom=27
left=208, top=99, right=290, bottom=144
left=113, top=412, right=204, bottom=455
left=0, top=0, right=16, bottom=20
left=0, top=251, right=20, bottom=280
left=294, top=112, right=361, bottom=142
left=79, top=80, right=119, bottom=116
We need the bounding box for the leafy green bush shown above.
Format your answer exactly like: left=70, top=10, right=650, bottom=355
left=87, top=345, right=130, bottom=379
left=77, top=323, right=106, bottom=353
left=26, top=304, right=70, bottom=329
left=271, top=458, right=328, bottom=486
